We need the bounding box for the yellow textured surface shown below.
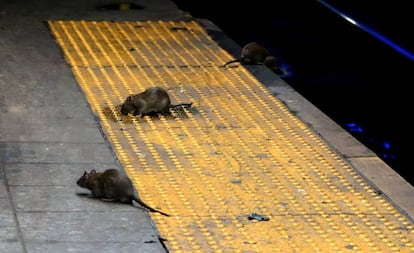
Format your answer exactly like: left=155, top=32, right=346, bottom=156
left=48, top=20, right=414, bottom=252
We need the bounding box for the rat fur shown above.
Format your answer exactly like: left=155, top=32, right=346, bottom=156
left=223, top=42, right=282, bottom=73
left=120, top=86, right=192, bottom=117
left=76, top=169, right=170, bottom=217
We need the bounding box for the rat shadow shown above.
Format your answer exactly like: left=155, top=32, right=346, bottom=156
left=75, top=192, right=154, bottom=212
left=75, top=192, right=120, bottom=205
left=103, top=104, right=199, bottom=124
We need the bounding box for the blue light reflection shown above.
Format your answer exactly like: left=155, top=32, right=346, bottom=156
left=318, top=0, right=414, bottom=61
left=345, top=122, right=396, bottom=161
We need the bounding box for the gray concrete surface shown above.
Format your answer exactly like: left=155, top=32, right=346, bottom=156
left=1, top=0, right=413, bottom=252
left=0, top=0, right=187, bottom=252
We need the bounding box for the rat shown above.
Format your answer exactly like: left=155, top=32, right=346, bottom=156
left=223, top=42, right=282, bottom=74
left=120, top=86, right=192, bottom=117
left=223, top=42, right=271, bottom=66
left=76, top=168, right=170, bottom=217
left=263, top=55, right=283, bottom=75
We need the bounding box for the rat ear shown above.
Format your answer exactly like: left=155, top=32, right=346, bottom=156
left=126, top=95, right=133, bottom=102
left=83, top=171, right=87, bottom=176
left=90, top=169, right=96, bottom=174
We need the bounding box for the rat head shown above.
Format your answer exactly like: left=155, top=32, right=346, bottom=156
left=264, top=56, right=281, bottom=73
left=120, top=95, right=135, bottom=115
left=76, top=169, right=97, bottom=188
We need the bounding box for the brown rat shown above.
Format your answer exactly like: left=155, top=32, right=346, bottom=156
left=223, top=42, right=282, bottom=74
left=263, top=55, right=283, bottom=75
left=120, top=86, right=192, bottom=117
left=223, top=42, right=271, bottom=66
left=76, top=168, right=170, bottom=217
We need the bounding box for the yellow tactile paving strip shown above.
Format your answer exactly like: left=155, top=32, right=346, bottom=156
left=48, top=20, right=414, bottom=252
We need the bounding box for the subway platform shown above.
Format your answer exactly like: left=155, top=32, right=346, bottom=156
left=1, top=0, right=413, bottom=252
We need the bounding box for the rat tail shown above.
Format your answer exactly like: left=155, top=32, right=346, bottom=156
left=169, top=103, right=193, bottom=109
left=133, top=196, right=170, bottom=217
left=223, top=59, right=241, bottom=67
